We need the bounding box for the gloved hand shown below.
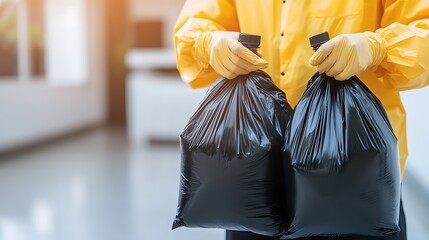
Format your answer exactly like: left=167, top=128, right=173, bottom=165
left=309, top=32, right=387, bottom=80
left=199, top=31, right=268, bottom=79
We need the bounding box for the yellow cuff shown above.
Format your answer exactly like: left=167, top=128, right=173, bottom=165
left=363, top=31, right=387, bottom=68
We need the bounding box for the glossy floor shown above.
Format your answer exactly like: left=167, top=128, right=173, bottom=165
left=0, top=129, right=427, bottom=240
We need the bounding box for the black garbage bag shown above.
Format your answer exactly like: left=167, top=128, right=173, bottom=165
left=282, top=73, right=401, bottom=239
left=172, top=70, right=292, bottom=237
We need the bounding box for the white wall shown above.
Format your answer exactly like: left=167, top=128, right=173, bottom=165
left=401, top=88, right=429, bottom=192
left=0, top=0, right=106, bottom=152
left=128, top=0, right=186, bottom=47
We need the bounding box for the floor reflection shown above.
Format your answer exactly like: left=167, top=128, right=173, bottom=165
left=0, top=128, right=427, bottom=240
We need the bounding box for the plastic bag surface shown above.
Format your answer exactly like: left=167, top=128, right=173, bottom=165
left=283, top=73, right=401, bottom=239
left=173, top=70, right=292, bottom=236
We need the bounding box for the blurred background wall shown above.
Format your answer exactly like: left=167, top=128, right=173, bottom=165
left=0, top=0, right=106, bottom=152
left=128, top=0, right=185, bottom=48
left=0, top=0, right=186, bottom=148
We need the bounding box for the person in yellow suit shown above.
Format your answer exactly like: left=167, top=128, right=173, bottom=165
left=174, top=0, right=429, bottom=239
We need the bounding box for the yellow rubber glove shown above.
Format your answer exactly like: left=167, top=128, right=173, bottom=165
left=198, top=31, right=268, bottom=79
left=309, top=32, right=387, bottom=81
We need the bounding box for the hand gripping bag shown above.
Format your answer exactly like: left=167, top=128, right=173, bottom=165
left=172, top=66, right=292, bottom=236
left=282, top=33, right=401, bottom=239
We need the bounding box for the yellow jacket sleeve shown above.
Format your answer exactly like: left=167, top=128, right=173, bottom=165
left=174, top=0, right=239, bottom=88
left=375, top=0, right=429, bottom=90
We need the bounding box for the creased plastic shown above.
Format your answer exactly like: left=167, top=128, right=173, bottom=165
left=282, top=73, right=401, bottom=239
left=172, top=70, right=292, bottom=237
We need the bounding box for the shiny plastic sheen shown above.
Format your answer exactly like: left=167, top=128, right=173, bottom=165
left=282, top=73, right=401, bottom=239
left=173, top=70, right=292, bottom=236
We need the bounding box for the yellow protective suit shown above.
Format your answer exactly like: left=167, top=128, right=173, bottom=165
left=174, top=0, right=429, bottom=177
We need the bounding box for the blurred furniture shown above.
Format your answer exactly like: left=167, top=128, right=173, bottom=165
left=125, top=49, right=207, bottom=143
